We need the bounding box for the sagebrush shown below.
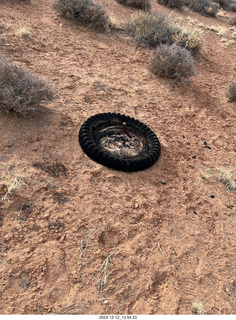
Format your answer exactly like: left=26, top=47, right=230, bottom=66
left=187, top=0, right=218, bottom=16
left=53, top=0, right=113, bottom=32
left=115, top=0, right=151, bottom=10
left=229, top=15, right=236, bottom=24
left=0, top=0, right=30, bottom=2
left=125, top=11, right=203, bottom=53
left=156, top=0, right=184, bottom=10
left=124, top=12, right=176, bottom=47
left=231, top=3, right=236, bottom=11
left=0, top=57, right=54, bottom=115
left=149, top=44, right=194, bottom=80
left=217, top=0, right=231, bottom=9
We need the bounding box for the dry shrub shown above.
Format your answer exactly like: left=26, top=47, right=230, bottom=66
left=192, top=300, right=207, bottom=315
left=231, top=3, right=236, bottom=11
left=149, top=44, right=194, bottom=80
left=0, top=57, right=54, bottom=115
left=187, top=0, right=218, bottom=16
left=227, top=81, right=236, bottom=101
left=53, top=0, right=113, bottom=32
left=0, top=0, right=30, bottom=2
left=125, top=11, right=203, bottom=53
left=115, top=0, right=151, bottom=10
left=172, top=28, right=203, bottom=54
left=157, top=0, right=184, bottom=10
left=229, top=15, right=236, bottom=24
left=124, top=11, right=176, bottom=47
left=217, top=0, right=231, bottom=9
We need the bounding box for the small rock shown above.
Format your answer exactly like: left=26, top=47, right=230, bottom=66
left=0, top=184, right=8, bottom=196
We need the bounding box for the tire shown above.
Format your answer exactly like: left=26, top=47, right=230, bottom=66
left=79, top=113, right=161, bottom=172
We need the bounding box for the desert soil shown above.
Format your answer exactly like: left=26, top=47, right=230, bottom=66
left=0, top=0, right=236, bottom=315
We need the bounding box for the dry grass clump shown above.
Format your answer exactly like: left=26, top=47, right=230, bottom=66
left=187, top=0, right=218, bottom=16
left=192, top=299, right=207, bottom=314
left=53, top=0, right=113, bottom=32
left=16, top=26, right=31, bottom=38
left=156, top=0, right=184, bottom=10
left=227, top=81, right=236, bottom=101
left=115, top=0, right=151, bottom=10
left=215, top=167, right=236, bottom=192
left=149, top=44, right=194, bottom=80
left=201, top=167, right=236, bottom=193
left=229, top=15, right=236, bottom=24
left=0, top=56, right=54, bottom=115
left=124, top=11, right=177, bottom=47
left=172, top=27, right=203, bottom=54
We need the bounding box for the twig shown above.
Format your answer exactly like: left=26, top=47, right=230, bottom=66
left=157, top=242, right=164, bottom=256
left=118, top=301, right=121, bottom=313
left=37, top=301, right=41, bottom=315
left=98, top=297, right=110, bottom=301
left=79, top=225, right=98, bottom=259
left=97, top=246, right=116, bottom=286
left=93, top=247, right=116, bottom=299
left=53, top=303, right=84, bottom=315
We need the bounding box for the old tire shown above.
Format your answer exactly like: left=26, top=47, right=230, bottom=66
left=79, top=113, right=161, bottom=172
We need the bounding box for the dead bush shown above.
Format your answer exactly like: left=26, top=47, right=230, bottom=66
left=0, top=57, right=54, bottom=115
left=124, top=11, right=176, bottom=47
left=187, top=0, right=218, bottom=16
left=171, top=28, right=203, bottom=54
left=149, top=44, right=194, bottom=80
left=156, top=0, right=184, bottom=10
left=227, top=81, right=236, bottom=101
left=229, top=15, right=236, bottom=24
left=53, top=0, right=113, bottom=32
left=115, top=0, right=151, bottom=10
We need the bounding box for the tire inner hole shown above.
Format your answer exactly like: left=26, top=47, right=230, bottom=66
left=95, top=126, right=146, bottom=159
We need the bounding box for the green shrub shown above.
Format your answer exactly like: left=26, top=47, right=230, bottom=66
left=115, top=0, right=151, bottom=10
left=156, top=0, right=184, bottom=10
left=227, top=81, right=236, bottom=101
left=187, top=0, right=218, bottom=16
left=53, top=0, right=113, bottom=32
left=124, top=11, right=176, bottom=47
left=229, top=15, right=236, bottom=24
left=149, top=44, right=194, bottom=80
left=0, top=57, right=54, bottom=115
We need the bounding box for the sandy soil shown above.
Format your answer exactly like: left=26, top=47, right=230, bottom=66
left=0, top=0, right=236, bottom=315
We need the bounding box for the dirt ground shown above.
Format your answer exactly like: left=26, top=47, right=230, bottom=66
left=0, top=0, right=236, bottom=315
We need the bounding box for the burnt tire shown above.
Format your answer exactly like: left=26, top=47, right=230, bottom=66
left=79, top=113, right=161, bottom=172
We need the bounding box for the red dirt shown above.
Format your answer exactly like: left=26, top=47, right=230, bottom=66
left=0, top=0, right=236, bottom=315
